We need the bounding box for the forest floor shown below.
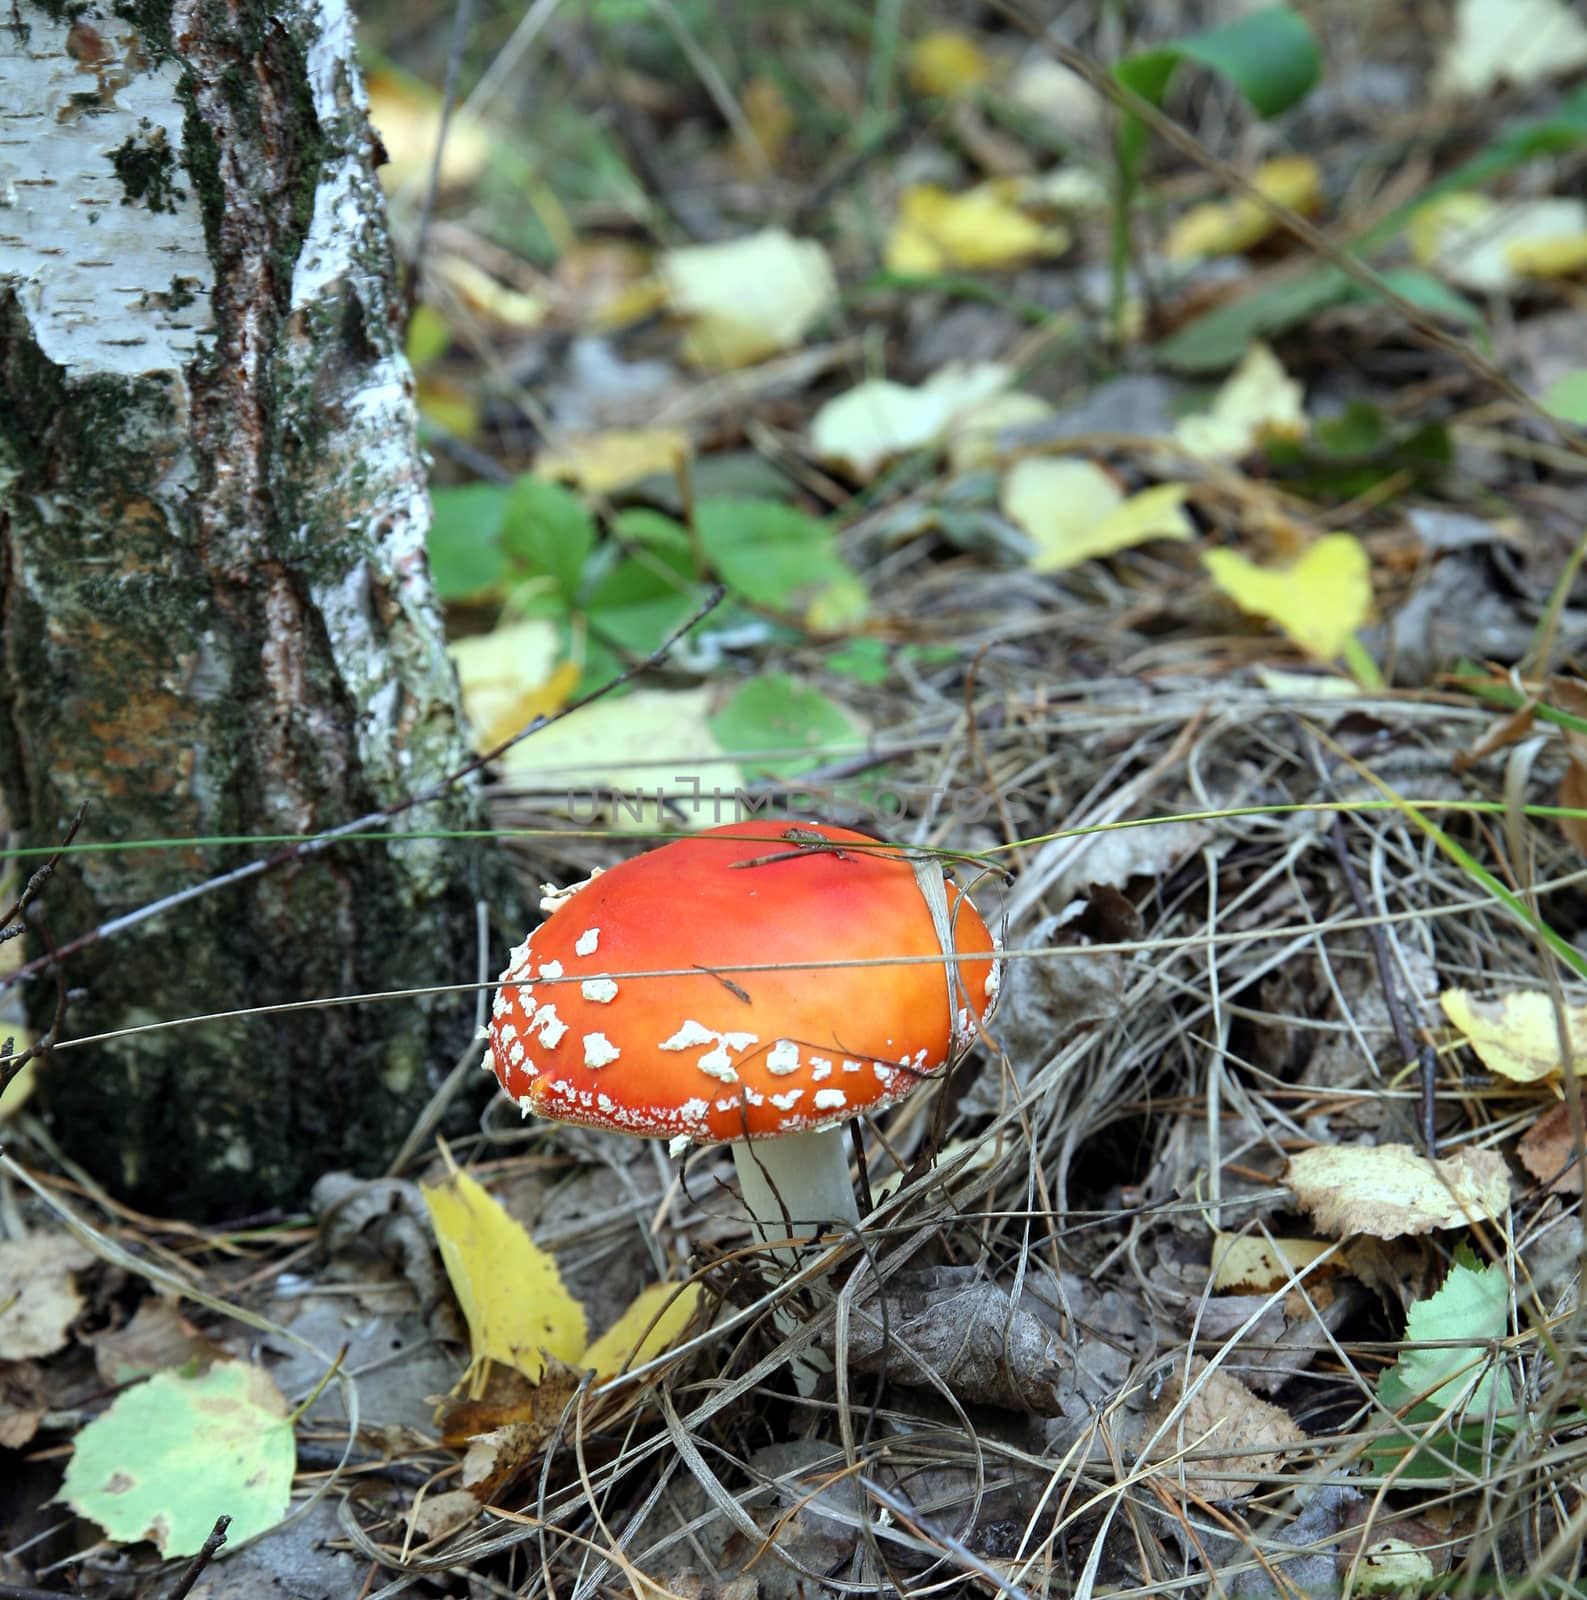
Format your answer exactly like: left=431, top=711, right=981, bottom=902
left=6, top=1, right=1587, bottom=1596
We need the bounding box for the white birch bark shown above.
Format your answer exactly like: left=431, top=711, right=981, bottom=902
left=0, top=0, right=510, bottom=1214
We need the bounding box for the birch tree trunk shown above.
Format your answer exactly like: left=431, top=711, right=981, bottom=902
left=0, top=0, right=508, bottom=1216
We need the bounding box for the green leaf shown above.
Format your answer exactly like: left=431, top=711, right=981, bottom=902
left=693, top=497, right=858, bottom=612
left=1157, top=268, right=1348, bottom=370
left=61, top=1361, right=295, bottom=1557
left=428, top=482, right=509, bottom=599
left=825, top=637, right=892, bottom=685
left=585, top=552, right=709, bottom=658
left=708, top=674, right=863, bottom=780
left=1543, top=369, right=1587, bottom=425
left=501, top=475, right=597, bottom=605
left=405, top=303, right=452, bottom=372
left=1369, top=1248, right=1518, bottom=1478
left=1115, top=7, right=1320, bottom=177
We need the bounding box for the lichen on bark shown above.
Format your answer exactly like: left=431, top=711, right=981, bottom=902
left=0, top=0, right=516, bottom=1215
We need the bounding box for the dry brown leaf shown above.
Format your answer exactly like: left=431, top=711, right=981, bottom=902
left=1285, top=1143, right=1510, bottom=1238
left=1517, top=1101, right=1585, bottom=1194
left=1143, top=1358, right=1304, bottom=1493
left=0, top=1232, right=94, bottom=1361
left=1210, top=1233, right=1336, bottom=1292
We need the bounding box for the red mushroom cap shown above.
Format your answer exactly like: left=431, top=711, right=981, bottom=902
left=487, top=820, right=1000, bottom=1144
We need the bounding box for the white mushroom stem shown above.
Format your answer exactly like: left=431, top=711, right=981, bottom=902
left=731, top=1128, right=861, bottom=1262
left=730, top=1128, right=860, bottom=1394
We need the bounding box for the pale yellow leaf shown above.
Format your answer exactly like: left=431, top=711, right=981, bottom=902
left=1441, top=987, right=1587, bottom=1083
left=1166, top=156, right=1323, bottom=261
left=535, top=428, right=691, bottom=496
left=423, top=1169, right=588, bottom=1385
left=1352, top=1540, right=1437, bottom=1595
left=809, top=380, right=954, bottom=480
left=660, top=229, right=837, bottom=370
left=948, top=391, right=1055, bottom=471
left=1434, top=0, right=1587, bottom=96
left=449, top=621, right=578, bottom=754
left=1004, top=463, right=1193, bottom=573
left=1285, top=1143, right=1511, bottom=1239
left=1174, top=343, right=1306, bottom=459
left=415, top=376, right=481, bottom=441
left=886, top=183, right=1070, bottom=274
left=499, top=687, right=746, bottom=831
left=1203, top=532, right=1372, bottom=661
left=1007, top=56, right=1104, bottom=136
left=906, top=30, right=994, bottom=97
left=582, top=1282, right=703, bottom=1380
left=432, top=256, right=547, bottom=331
left=1411, top=194, right=1587, bottom=291
left=1209, top=1233, right=1334, bottom=1293
left=366, top=68, right=491, bottom=193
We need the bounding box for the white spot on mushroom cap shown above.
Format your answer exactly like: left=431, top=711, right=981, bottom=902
left=539, top=960, right=564, bottom=981
left=680, top=1096, right=709, bottom=1122
left=660, top=1020, right=716, bottom=1051
left=810, top=1055, right=832, bottom=1080
left=842, top=1058, right=864, bottom=1074
left=766, top=1039, right=801, bottom=1076
left=575, top=927, right=600, bottom=956
left=582, top=978, right=618, bottom=1003
left=584, top=1032, right=620, bottom=1068
left=668, top=1134, right=691, bottom=1158
left=533, top=1004, right=568, bottom=1048
left=696, top=1045, right=739, bottom=1083
left=812, top=1087, right=847, bottom=1111
left=539, top=868, right=603, bottom=916
left=984, top=964, right=1001, bottom=1000
left=769, top=1088, right=804, bottom=1111
left=516, top=1094, right=534, bottom=1118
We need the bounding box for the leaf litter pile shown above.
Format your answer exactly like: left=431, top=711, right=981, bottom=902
left=8, top=1, right=1587, bottom=1596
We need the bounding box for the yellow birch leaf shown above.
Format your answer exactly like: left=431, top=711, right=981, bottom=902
left=582, top=1282, right=703, bottom=1380
left=415, top=376, right=481, bottom=441
left=948, top=390, right=1054, bottom=471
left=906, top=30, right=993, bottom=97
left=661, top=229, right=837, bottom=370
left=366, top=67, right=490, bottom=193
left=1210, top=1233, right=1334, bottom=1292
left=1004, top=463, right=1193, bottom=573
left=1441, top=987, right=1587, bottom=1082
left=423, top=1169, right=588, bottom=1386
left=1285, top=1143, right=1510, bottom=1239
left=535, top=428, right=692, bottom=495
left=1166, top=156, right=1323, bottom=261
left=1175, top=342, right=1306, bottom=459
left=449, top=621, right=578, bottom=753
left=1203, top=532, right=1371, bottom=660
left=433, top=255, right=548, bottom=331
left=886, top=183, right=1070, bottom=273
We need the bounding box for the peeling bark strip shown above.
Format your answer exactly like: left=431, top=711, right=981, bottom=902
left=0, top=1, right=513, bottom=1215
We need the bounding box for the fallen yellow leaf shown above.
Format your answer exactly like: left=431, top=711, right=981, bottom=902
left=1175, top=342, right=1306, bottom=459
left=450, top=620, right=578, bottom=753
left=906, top=29, right=994, bottom=97
left=535, top=428, right=691, bottom=496
left=366, top=67, right=490, bottom=194
left=423, top=1169, right=588, bottom=1386
left=661, top=229, right=837, bottom=370
left=433, top=255, right=548, bottom=331
left=1210, top=1233, right=1334, bottom=1292
left=1003, top=462, right=1194, bottom=573
left=1411, top=194, right=1587, bottom=291
left=499, top=687, right=746, bottom=831
left=1203, top=532, right=1372, bottom=661
left=886, top=183, right=1070, bottom=274
left=1285, top=1143, right=1511, bottom=1239
left=947, top=391, right=1054, bottom=471
left=1441, top=987, right=1587, bottom=1082
left=581, top=1281, right=703, bottom=1380
left=1166, top=156, right=1323, bottom=261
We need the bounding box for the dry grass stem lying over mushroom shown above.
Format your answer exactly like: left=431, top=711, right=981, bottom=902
left=484, top=819, right=1002, bottom=1311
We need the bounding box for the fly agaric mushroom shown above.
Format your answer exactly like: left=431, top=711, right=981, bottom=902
left=486, top=820, right=1000, bottom=1254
